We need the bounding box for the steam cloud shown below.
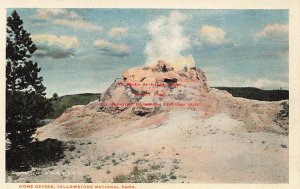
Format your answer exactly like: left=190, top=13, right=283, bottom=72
left=144, top=11, right=191, bottom=64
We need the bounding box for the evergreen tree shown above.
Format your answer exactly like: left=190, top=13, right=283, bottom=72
left=52, top=93, right=59, bottom=101
left=6, top=10, right=52, bottom=171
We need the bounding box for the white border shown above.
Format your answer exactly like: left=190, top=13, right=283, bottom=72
left=1, top=1, right=299, bottom=189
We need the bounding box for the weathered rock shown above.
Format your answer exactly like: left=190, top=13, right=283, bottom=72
left=99, top=59, right=212, bottom=116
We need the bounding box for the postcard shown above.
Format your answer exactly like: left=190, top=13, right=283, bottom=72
left=1, top=0, right=300, bottom=189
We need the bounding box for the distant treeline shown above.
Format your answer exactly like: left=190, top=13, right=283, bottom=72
left=46, top=93, right=100, bottom=119
left=214, top=87, right=289, bottom=101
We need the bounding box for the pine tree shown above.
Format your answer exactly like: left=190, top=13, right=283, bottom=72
left=6, top=10, right=52, bottom=171
left=52, top=93, right=59, bottom=101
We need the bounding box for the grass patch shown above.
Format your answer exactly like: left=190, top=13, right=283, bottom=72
left=83, top=175, right=92, bottom=183
left=160, top=174, right=167, bottom=179
left=113, top=164, right=176, bottom=183
left=172, top=159, right=180, bottom=164
left=112, top=159, right=118, bottom=166
left=147, top=173, right=160, bottom=182
left=133, top=159, right=148, bottom=165
left=95, top=165, right=102, bottom=170
left=63, top=159, right=71, bottom=165
left=173, top=165, right=179, bottom=170
left=150, top=163, right=161, bottom=170
left=170, top=175, right=177, bottom=180
left=113, top=166, right=153, bottom=183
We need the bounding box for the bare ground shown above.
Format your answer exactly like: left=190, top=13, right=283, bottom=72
left=7, top=93, right=288, bottom=183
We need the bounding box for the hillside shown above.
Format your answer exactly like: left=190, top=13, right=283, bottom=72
left=215, top=87, right=289, bottom=101
left=46, top=93, right=100, bottom=119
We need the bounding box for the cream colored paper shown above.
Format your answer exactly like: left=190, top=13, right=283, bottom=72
left=1, top=0, right=299, bottom=189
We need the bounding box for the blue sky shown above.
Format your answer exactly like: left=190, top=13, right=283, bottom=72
left=7, top=9, right=288, bottom=97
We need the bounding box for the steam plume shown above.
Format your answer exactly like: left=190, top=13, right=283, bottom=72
left=144, top=11, right=191, bottom=65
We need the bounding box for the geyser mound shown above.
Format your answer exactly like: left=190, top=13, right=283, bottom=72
left=99, top=58, right=215, bottom=116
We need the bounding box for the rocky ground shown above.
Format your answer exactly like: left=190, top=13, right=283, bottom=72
left=6, top=59, right=289, bottom=183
